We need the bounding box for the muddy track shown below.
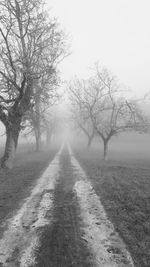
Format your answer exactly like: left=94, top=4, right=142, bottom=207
left=34, top=148, right=94, bottom=267
left=0, top=145, right=134, bottom=266
left=0, top=147, right=62, bottom=267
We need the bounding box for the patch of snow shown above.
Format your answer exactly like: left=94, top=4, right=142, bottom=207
left=0, top=144, right=64, bottom=267
left=68, top=144, right=134, bottom=267
left=20, top=236, right=38, bottom=267
left=20, top=192, right=53, bottom=267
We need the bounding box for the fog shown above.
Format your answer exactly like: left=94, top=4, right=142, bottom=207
left=47, top=0, right=150, bottom=98
left=0, top=0, right=150, bottom=166
left=0, top=1, right=150, bottom=266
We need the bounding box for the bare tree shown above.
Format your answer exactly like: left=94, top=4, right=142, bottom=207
left=68, top=65, right=145, bottom=159
left=0, top=0, right=68, bottom=168
left=23, top=69, right=61, bottom=151
left=43, top=110, right=59, bottom=147
left=88, top=66, right=145, bottom=160
left=68, top=78, right=95, bottom=148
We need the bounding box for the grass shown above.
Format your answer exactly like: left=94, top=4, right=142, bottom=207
left=73, top=142, right=150, bottom=267
left=0, top=142, right=58, bottom=231
left=0, top=132, right=150, bottom=266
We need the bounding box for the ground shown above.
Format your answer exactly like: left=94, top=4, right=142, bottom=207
left=0, top=137, right=149, bottom=266
left=34, top=148, right=94, bottom=267
left=73, top=146, right=150, bottom=267
left=0, top=144, right=58, bottom=228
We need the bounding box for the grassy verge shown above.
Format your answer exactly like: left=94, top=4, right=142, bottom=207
left=0, top=144, right=58, bottom=227
left=74, top=146, right=150, bottom=267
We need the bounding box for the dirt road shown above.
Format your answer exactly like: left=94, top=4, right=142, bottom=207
left=0, top=145, right=134, bottom=267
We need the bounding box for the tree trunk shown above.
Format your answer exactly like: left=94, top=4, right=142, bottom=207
left=87, top=135, right=93, bottom=149
left=33, top=98, right=42, bottom=152
left=34, top=127, right=42, bottom=152
left=1, top=124, right=20, bottom=169
left=103, top=140, right=108, bottom=161
left=46, top=128, right=52, bottom=147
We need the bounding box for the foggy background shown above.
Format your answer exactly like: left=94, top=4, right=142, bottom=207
left=47, top=0, right=150, bottom=98
left=0, top=0, right=150, bottom=162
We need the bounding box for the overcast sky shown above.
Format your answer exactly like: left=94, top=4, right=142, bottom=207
left=46, top=0, right=150, bottom=97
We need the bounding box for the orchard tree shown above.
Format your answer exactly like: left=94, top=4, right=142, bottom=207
left=23, top=70, right=61, bottom=151
left=43, top=109, right=60, bottom=147
left=68, top=64, right=145, bottom=159
left=88, top=65, right=145, bottom=160
left=0, top=0, right=68, bottom=168
left=68, top=78, right=95, bottom=148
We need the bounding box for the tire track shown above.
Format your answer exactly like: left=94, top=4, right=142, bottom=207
left=0, top=145, right=63, bottom=267
left=34, top=148, right=94, bottom=267
left=68, top=144, right=134, bottom=267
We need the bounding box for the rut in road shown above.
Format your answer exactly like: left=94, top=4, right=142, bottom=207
left=34, top=145, right=134, bottom=267
left=34, top=147, right=94, bottom=267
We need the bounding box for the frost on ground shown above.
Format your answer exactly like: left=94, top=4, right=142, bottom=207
left=0, top=145, right=63, bottom=267
left=68, top=144, right=134, bottom=267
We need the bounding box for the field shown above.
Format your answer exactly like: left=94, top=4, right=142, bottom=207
left=0, top=132, right=149, bottom=266
left=73, top=132, right=150, bottom=267
left=0, top=141, right=58, bottom=230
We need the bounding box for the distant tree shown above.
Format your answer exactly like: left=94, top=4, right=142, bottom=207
left=0, top=0, right=68, bottom=168
left=23, top=70, right=61, bottom=151
left=68, top=78, right=95, bottom=148
left=133, top=95, right=150, bottom=134
left=88, top=65, right=146, bottom=160
left=69, top=64, right=145, bottom=159
left=43, top=110, right=59, bottom=147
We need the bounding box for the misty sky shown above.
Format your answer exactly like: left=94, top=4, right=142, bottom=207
left=46, top=0, right=150, bottom=98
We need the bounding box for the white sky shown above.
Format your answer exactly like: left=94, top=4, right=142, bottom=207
left=46, top=0, right=150, bottom=97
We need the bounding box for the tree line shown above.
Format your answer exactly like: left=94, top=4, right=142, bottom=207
left=0, top=0, right=68, bottom=168
left=0, top=0, right=148, bottom=169
left=68, top=63, right=147, bottom=160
